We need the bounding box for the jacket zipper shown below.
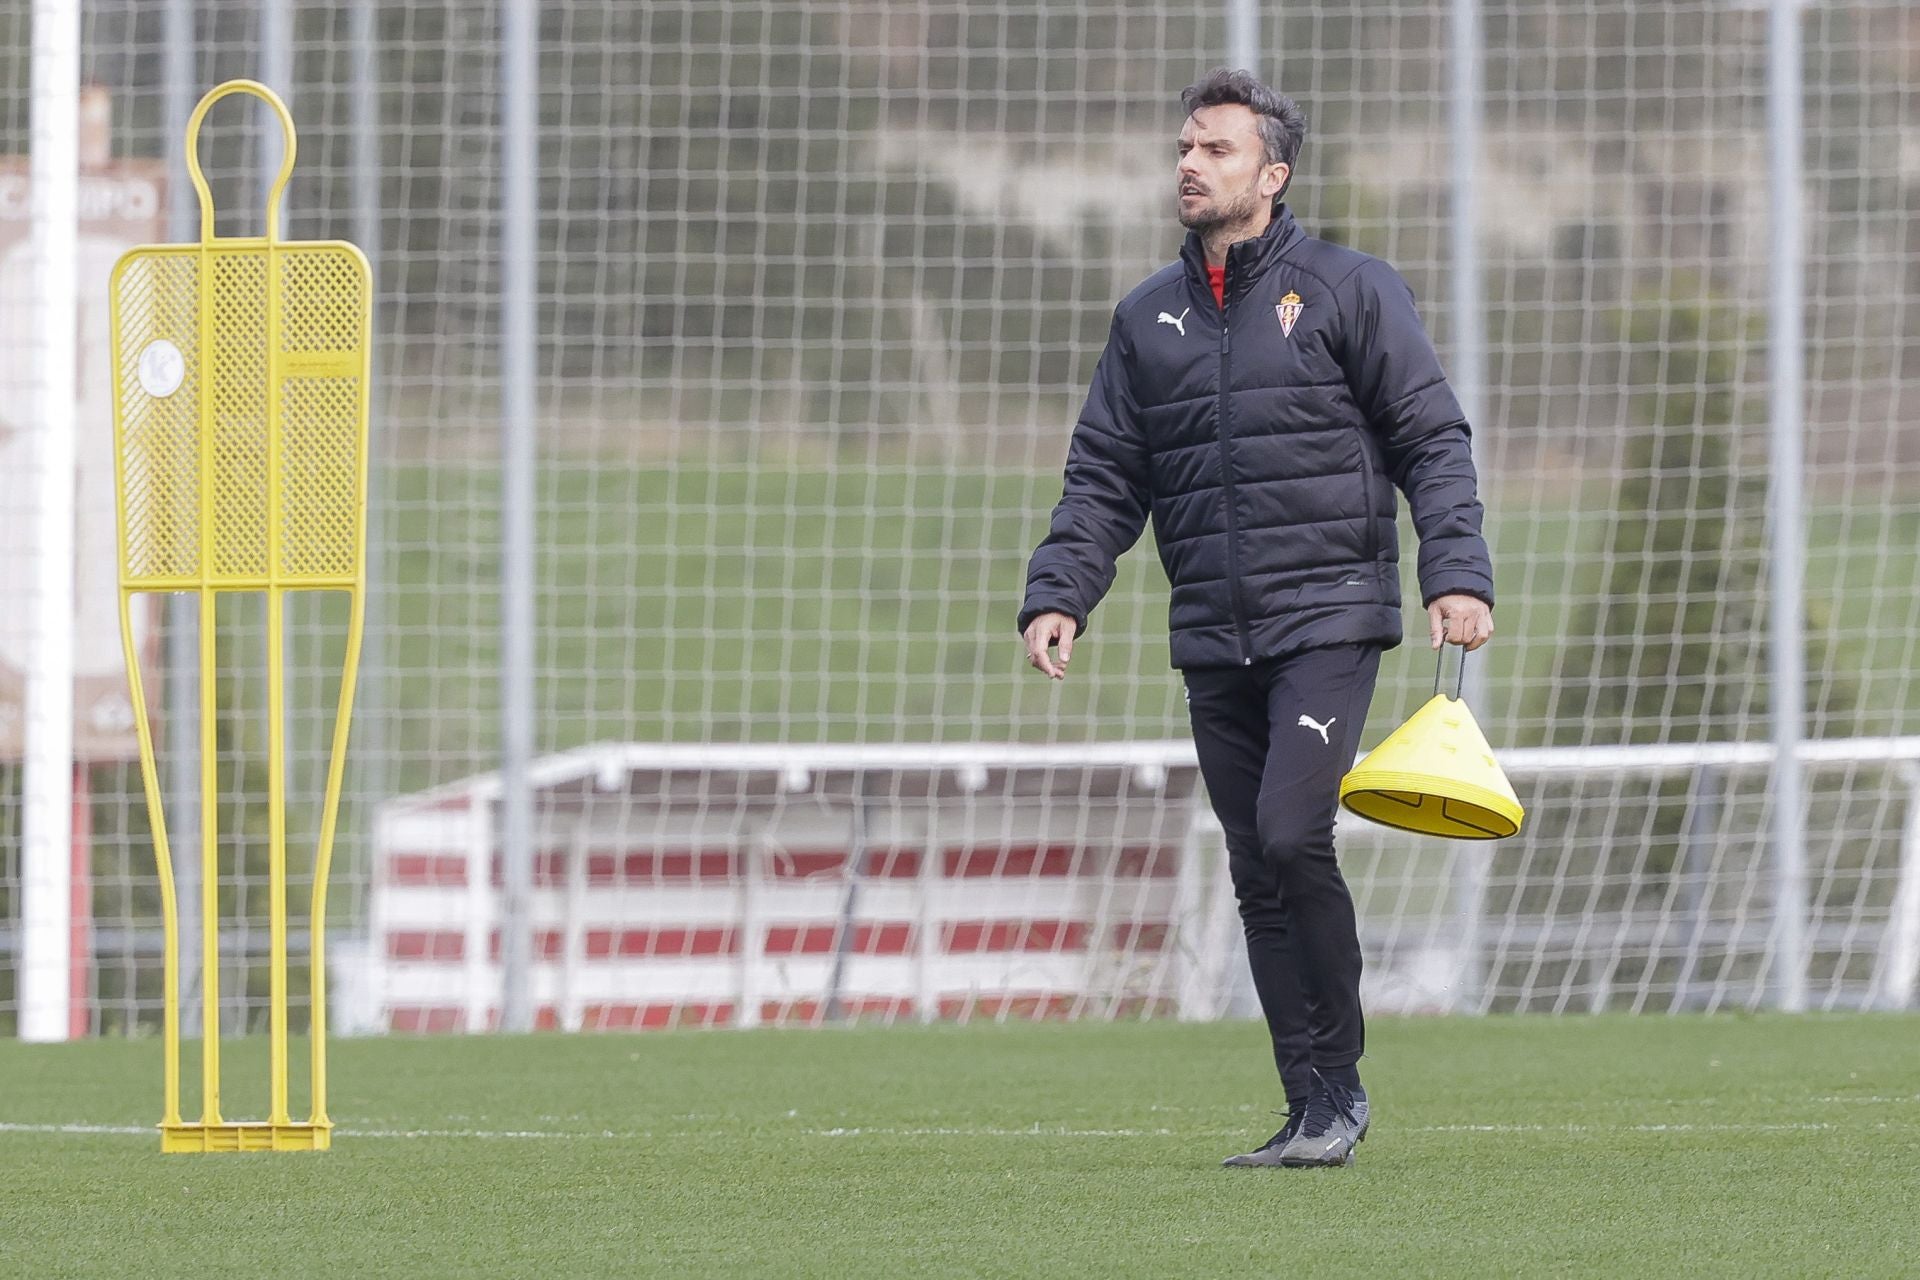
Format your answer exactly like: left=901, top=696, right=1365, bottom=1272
left=1215, top=306, right=1255, bottom=666
left=1357, top=438, right=1380, bottom=567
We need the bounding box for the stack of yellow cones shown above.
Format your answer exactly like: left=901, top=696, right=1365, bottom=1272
left=1339, top=662, right=1525, bottom=839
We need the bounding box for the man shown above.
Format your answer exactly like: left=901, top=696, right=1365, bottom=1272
left=1017, top=70, right=1494, bottom=1169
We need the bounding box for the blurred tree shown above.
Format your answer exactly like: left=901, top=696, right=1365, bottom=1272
left=1536, top=291, right=1857, bottom=748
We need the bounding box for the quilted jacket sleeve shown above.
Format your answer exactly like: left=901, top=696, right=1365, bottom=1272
left=1017, top=310, right=1151, bottom=637
left=1339, top=258, right=1496, bottom=608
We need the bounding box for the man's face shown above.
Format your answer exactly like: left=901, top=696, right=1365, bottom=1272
left=1176, top=104, right=1287, bottom=232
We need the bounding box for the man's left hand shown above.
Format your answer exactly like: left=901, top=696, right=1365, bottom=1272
left=1428, top=594, right=1493, bottom=651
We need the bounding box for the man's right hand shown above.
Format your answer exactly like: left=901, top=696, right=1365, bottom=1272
left=1023, top=612, right=1079, bottom=680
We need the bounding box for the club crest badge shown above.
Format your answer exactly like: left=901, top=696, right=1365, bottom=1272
left=1276, top=290, right=1304, bottom=338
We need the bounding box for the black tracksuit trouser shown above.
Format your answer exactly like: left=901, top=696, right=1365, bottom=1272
left=1183, top=642, right=1382, bottom=1108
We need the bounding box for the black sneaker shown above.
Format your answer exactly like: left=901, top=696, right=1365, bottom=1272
left=1221, top=1109, right=1304, bottom=1168
left=1278, top=1071, right=1368, bottom=1167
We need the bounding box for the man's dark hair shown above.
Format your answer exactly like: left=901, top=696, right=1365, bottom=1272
left=1180, top=69, right=1308, bottom=177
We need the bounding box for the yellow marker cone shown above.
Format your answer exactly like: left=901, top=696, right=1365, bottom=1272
left=1340, top=687, right=1525, bottom=840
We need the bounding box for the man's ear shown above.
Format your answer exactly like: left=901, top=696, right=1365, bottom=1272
left=1261, top=162, right=1291, bottom=199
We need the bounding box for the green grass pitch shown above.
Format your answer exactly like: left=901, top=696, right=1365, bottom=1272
left=4, top=1015, right=1917, bottom=1277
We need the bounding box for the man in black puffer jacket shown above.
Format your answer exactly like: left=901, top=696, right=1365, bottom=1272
left=1018, top=70, right=1495, bottom=1169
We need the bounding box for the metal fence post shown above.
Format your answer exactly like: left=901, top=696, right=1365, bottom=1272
left=20, top=0, right=81, bottom=1044
left=162, top=0, right=203, bottom=1042
left=345, top=0, right=386, bottom=985
left=1446, top=0, right=1494, bottom=1013
left=498, top=0, right=539, bottom=1034
left=1766, top=0, right=1809, bottom=1013
left=1226, top=0, right=1259, bottom=77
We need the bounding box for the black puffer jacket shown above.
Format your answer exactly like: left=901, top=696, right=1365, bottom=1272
left=1018, top=203, right=1494, bottom=670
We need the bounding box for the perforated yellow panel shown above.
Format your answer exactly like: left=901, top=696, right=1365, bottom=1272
left=112, top=241, right=369, bottom=589
left=281, top=250, right=367, bottom=354
left=281, top=374, right=362, bottom=578
left=114, top=250, right=202, bottom=580
left=276, top=247, right=368, bottom=580
left=210, top=251, right=270, bottom=579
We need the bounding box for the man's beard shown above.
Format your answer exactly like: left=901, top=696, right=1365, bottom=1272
left=1177, top=177, right=1264, bottom=233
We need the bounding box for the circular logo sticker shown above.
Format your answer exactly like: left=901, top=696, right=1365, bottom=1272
left=137, top=339, right=185, bottom=398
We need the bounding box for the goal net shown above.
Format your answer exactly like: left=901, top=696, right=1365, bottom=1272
left=2, top=2, right=1918, bottom=1037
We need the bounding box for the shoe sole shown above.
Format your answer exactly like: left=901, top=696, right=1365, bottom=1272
left=1276, top=1150, right=1356, bottom=1168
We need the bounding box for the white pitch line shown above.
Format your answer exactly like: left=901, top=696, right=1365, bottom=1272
left=1411, top=1122, right=1861, bottom=1134
left=345, top=1127, right=653, bottom=1140
left=0, top=1122, right=662, bottom=1141
left=808, top=1126, right=1179, bottom=1138
left=0, top=1119, right=1893, bottom=1142
left=0, top=1122, right=1190, bottom=1141
left=804, top=1121, right=1892, bottom=1137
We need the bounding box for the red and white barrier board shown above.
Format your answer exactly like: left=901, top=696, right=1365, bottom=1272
left=360, top=743, right=1234, bottom=1032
